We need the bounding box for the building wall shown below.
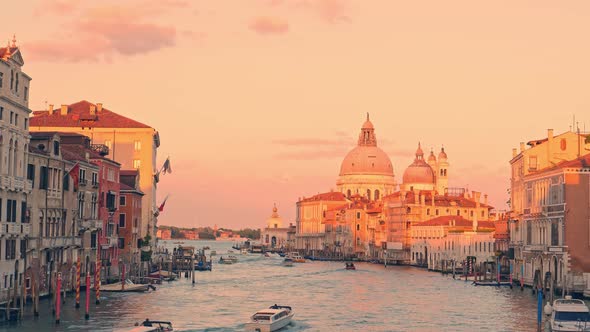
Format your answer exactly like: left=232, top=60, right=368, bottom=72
left=118, top=190, right=142, bottom=267
left=336, top=174, right=395, bottom=201
left=29, top=127, right=158, bottom=248
left=564, top=171, right=590, bottom=273
left=0, top=48, right=31, bottom=303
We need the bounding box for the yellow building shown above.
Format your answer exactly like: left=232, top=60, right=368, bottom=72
left=29, top=100, right=160, bottom=247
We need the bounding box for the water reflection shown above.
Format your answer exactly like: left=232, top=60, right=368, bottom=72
left=1, top=240, right=583, bottom=332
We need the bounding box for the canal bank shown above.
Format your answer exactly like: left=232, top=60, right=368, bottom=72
left=2, top=239, right=583, bottom=332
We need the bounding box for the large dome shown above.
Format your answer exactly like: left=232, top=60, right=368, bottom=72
left=339, top=113, right=394, bottom=177
left=339, top=145, right=394, bottom=176
left=403, top=143, right=435, bottom=184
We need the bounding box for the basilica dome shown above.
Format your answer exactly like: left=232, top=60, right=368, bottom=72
left=403, top=143, right=435, bottom=185
left=338, top=114, right=393, bottom=177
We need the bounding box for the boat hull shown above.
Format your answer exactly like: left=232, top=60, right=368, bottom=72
left=245, top=313, right=294, bottom=332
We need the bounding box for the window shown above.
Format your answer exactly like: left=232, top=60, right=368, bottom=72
left=134, top=140, right=141, bottom=151
left=119, top=213, right=126, bottom=228
left=133, top=159, right=141, bottom=169
left=0, top=106, right=3, bottom=120
left=118, top=238, right=125, bottom=249
left=0, top=72, right=3, bottom=88
left=14, top=114, right=17, bottom=126
left=79, top=169, right=86, bottom=184
left=53, top=140, right=59, bottom=155
left=21, top=202, right=27, bottom=223
left=24, top=118, right=28, bottom=129
left=106, top=192, right=116, bottom=211
left=9, top=111, right=13, bottom=124
left=92, top=172, right=98, bottom=186
left=63, top=173, right=69, bottom=191
left=529, top=156, right=538, bottom=171
left=107, top=168, right=115, bottom=181
left=27, top=164, right=35, bottom=186
left=120, top=196, right=126, bottom=206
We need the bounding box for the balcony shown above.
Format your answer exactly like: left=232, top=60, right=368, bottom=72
left=79, top=219, right=102, bottom=230
left=90, top=144, right=109, bottom=156
left=92, top=181, right=99, bottom=188
left=79, top=178, right=88, bottom=187
left=523, top=244, right=547, bottom=252
left=13, top=177, right=24, bottom=191
left=25, top=180, right=32, bottom=192
left=41, top=237, right=82, bottom=249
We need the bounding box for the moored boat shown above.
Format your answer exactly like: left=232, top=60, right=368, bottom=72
left=100, top=280, right=153, bottom=293
left=245, top=305, right=294, bottom=332
left=219, top=255, right=238, bottom=264
left=345, top=263, right=356, bottom=270
left=241, top=248, right=249, bottom=255
left=288, top=252, right=306, bottom=263
left=547, top=295, right=590, bottom=331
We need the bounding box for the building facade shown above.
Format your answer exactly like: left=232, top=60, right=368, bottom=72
left=260, top=204, right=294, bottom=250
left=509, top=129, right=590, bottom=295
left=119, top=169, right=143, bottom=276
left=0, top=38, right=33, bottom=304
left=29, top=100, right=160, bottom=250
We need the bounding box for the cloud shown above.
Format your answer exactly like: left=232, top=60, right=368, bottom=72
left=26, top=1, right=185, bottom=62
left=249, top=16, right=290, bottom=35
left=272, top=137, right=352, bottom=146
left=274, top=147, right=349, bottom=160
left=262, top=0, right=350, bottom=23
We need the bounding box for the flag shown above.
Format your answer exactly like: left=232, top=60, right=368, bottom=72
left=162, top=157, right=172, bottom=175
left=158, top=195, right=169, bottom=212
left=67, top=162, right=80, bottom=191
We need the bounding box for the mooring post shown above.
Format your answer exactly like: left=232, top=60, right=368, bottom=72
left=85, top=274, right=90, bottom=320
left=56, top=273, right=62, bottom=324
left=76, top=257, right=81, bottom=308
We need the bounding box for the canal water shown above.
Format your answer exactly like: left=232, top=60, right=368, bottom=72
left=0, top=240, right=576, bottom=331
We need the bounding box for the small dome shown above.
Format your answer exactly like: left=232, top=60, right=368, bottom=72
left=439, top=147, right=448, bottom=160
left=403, top=143, right=435, bottom=185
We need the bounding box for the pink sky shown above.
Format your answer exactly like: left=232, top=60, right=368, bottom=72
left=5, top=0, right=590, bottom=229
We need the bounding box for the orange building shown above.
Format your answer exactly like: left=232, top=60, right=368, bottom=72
left=180, top=230, right=199, bottom=240
left=119, top=170, right=144, bottom=266
left=157, top=229, right=171, bottom=240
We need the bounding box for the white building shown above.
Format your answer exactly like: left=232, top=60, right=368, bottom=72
left=0, top=37, right=32, bottom=304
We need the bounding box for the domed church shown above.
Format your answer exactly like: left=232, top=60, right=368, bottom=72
left=336, top=114, right=396, bottom=201
left=402, top=143, right=450, bottom=194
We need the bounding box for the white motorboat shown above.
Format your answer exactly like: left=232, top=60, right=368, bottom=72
left=245, top=305, right=294, bottom=332
left=548, top=295, right=590, bottom=331
left=219, top=255, right=238, bottom=264
left=115, top=319, right=173, bottom=332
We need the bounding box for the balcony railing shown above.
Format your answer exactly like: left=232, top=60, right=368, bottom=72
left=523, top=244, right=547, bottom=252
left=79, top=219, right=102, bottom=230
left=41, top=237, right=82, bottom=249
left=79, top=178, right=88, bottom=186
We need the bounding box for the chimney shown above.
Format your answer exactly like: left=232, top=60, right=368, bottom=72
left=60, top=104, right=68, bottom=116
left=90, top=105, right=96, bottom=116
left=48, top=104, right=54, bottom=114
left=97, top=103, right=103, bottom=112
left=473, top=191, right=481, bottom=208
left=512, top=148, right=517, bottom=158
left=484, top=194, right=488, bottom=206
left=520, top=142, right=525, bottom=152
left=547, top=128, right=554, bottom=164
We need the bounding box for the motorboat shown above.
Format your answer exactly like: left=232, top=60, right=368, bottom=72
left=100, top=279, right=154, bottom=292
left=116, top=319, right=173, bottom=332
left=219, top=255, right=238, bottom=264
left=241, top=248, right=249, bottom=255
left=245, top=305, right=294, bottom=332
left=345, top=263, right=356, bottom=270
left=288, top=252, right=306, bottom=263
left=283, top=258, right=294, bottom=267
left=547, top=295, right=590, bottom=331
left=148, top=270, right=177, bottom=281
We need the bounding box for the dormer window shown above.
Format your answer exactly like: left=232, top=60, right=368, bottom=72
left=53, top=141, right=60, bottom=156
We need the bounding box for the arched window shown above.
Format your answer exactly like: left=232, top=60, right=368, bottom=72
left=347, top=189, right=351, bottom=198
left=356, top=224, right=360, bottom=231
left=366, top=189, right=371, bottom=200
left=426, top=208, right=430, bottom=215
left=374, top=190, right=380, bottom=201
